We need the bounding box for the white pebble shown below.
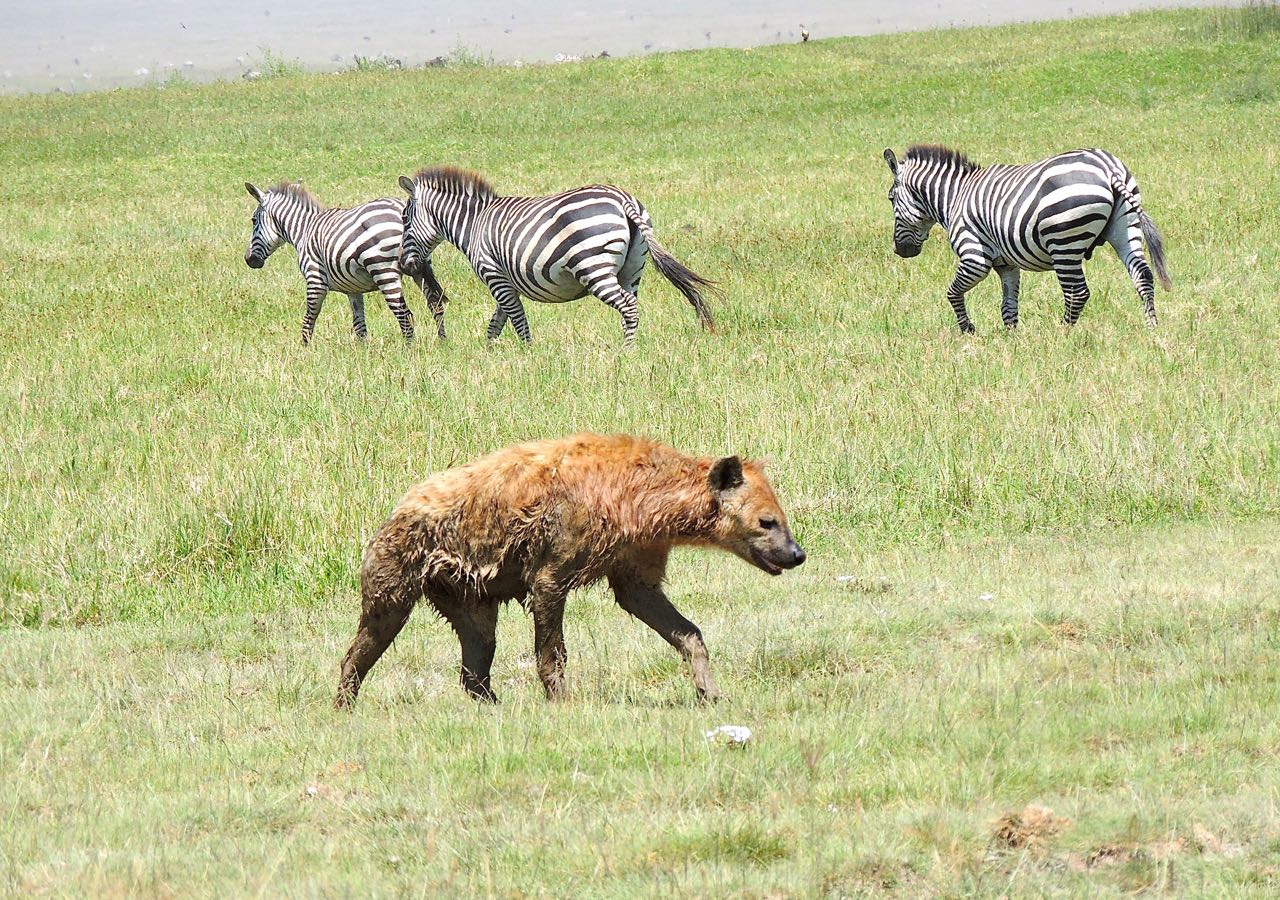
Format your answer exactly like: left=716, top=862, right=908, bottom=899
left=705, top=724, right=752, bottom=746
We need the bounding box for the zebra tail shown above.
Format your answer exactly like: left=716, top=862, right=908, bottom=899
left=624, top=204, right=718, bottom=332
left=1113, top=176, right=1173, bottom=292
left=1139, top=210, right=1173, bottom=292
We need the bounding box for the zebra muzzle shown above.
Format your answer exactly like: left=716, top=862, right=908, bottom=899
left=893, top=242, right=922, bottom=259
left=245, top=253, right=265, bottom=269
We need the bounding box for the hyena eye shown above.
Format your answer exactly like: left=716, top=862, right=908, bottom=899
left=759, top=517, right=778, bottom=531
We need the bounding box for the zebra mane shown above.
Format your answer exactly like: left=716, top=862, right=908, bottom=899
left=265, top=181, right=324, bottom=211
left=410, top=167, right=497, bottom=201
left=904, top=144, right=981, bottom=173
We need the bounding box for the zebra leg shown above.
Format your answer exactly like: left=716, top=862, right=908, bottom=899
left=371, top=267, right=416, bottom=341
left=1055, top=264, right=1091, bottom=326
left=301, top=283, right=327, bottom=345
left=583, top=272, right=639, bottom=345
left=346, top=293, right=368, bottom=340
left=412, top=276, right=447, bottom=340
left=996, top=266, right=1021, bottom=329
left=483, top=277, right=531, bottom=343
left=486, top=306, right=509, bottom=341
left=1104, top=214, right=1157, bottom=327
left=945, top=260, right=990, bottom=334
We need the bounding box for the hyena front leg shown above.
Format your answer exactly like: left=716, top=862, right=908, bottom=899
left=609, top=560, right=721, bottom=702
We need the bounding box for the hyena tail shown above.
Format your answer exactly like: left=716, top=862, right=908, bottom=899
left=1113, top=175, right=1173, bottom=292
left=623, top=199, right=718, bottom=332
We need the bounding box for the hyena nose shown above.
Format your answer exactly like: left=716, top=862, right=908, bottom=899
left=789, top=542, right=806, bottom=567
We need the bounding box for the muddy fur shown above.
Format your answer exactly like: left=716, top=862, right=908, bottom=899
left=335, top=433, right=805, bottom=707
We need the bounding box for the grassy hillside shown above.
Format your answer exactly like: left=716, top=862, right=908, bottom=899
left=2, top=6, right=1279, bottom=895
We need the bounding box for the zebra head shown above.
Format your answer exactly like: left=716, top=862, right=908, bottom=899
left=397, top=174, right=443, bottom=278
left=244, top=182, right=285, bottom=269
left=882, top=149, right=934, bottom=259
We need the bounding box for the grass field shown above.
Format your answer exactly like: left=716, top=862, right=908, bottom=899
left=2, top=5, right=1279, bottom=895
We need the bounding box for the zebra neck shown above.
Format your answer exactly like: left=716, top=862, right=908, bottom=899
left=923, top=181, right=957, bottom=230
left=443, top=219, right=475, bottom=257
left=276, top=204, right=321, bottom=248
left=917, top=168, right=970, bottom=230
left=437, top=196, right=490, bottom=258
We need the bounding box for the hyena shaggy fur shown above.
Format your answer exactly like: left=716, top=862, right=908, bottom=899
left=336, top=433, right=805, bottom=707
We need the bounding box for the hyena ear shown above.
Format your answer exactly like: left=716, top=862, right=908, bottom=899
left=882, top=148, right=898, bottom=175
left=709, top=456, right=745, bottom=494
left=245, top=181, right=263, bottom=202
left=398, top=175, right=415, bottom=195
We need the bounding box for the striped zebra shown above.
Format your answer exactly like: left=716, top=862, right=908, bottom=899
left=243, top=182, right=448, bottom=344
left=395, top=168, right=717, bottom=344
left=882, top=145, right=1172, bottom=332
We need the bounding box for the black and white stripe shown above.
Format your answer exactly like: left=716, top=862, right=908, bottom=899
left=244, top=181, right=448, bottom=344
left=882, top=146, right=1172, bottom=332
left=396, top=168, right=716, bottom=344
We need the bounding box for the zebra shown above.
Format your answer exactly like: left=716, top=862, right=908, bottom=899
left=881, top=145, right=1172, bottom=332
left=395, top=167, right=717, bottom=344
left=243, top=181, right=448, bottom=344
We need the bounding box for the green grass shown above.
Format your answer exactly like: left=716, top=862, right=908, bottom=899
left=1, top=6, right=1279, bottom=895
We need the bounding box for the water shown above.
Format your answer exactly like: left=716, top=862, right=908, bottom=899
left=0, top=0, right=1241, bottom=95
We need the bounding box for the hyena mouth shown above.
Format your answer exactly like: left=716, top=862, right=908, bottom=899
left=750, top=547, right=784, bottom=576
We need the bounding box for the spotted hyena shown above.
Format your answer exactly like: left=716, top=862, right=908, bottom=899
left=335, top=433, right=805, bottom=707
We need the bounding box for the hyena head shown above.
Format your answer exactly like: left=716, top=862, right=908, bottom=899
left=243, top=182, right=285, bottom=269
left=707, top=456, right=805, bottom=576
left=881, top=148, right=934, bottom=259
left=396, top=174, right=443, bottom=279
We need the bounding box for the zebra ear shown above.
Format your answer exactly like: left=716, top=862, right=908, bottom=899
left=398, top=175, right=415, bottom=195
left=245, top=182, right=263, bottom=202
left=882, top=148, right=898, bottom=175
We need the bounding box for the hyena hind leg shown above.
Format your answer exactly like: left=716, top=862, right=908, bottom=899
left=433, top=593, right=500, bottom=702
left=335, top=595, right=415, bottom=709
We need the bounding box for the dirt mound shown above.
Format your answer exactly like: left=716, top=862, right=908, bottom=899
left=992, top=804, right=1070, bottom=850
